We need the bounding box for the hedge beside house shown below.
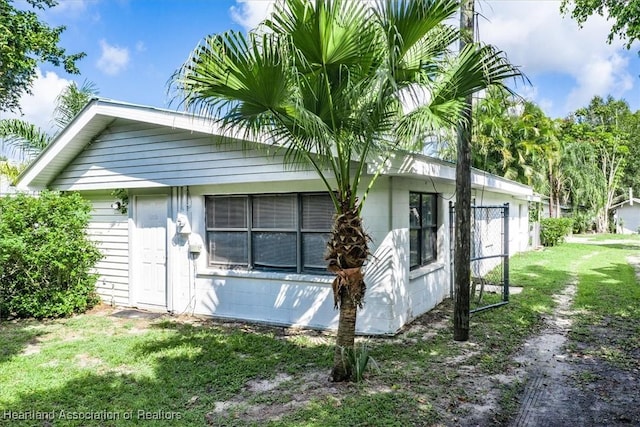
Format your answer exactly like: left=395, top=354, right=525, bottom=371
left=540, top=217, right=574, bottom=247
left=0, top=191, right=102, bottom=319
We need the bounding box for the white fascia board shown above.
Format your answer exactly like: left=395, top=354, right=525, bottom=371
left=470, top=169, right=533, bottom=199
left=367, top=152, right=457, bottom=180
left=16, top=102, right=105, bottom=190
left=96, top=100, right=275, bottom=144
left=371, top=152, right=533, bottom=198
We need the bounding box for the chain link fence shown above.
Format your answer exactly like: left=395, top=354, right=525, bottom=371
left=450, top=203, right=510, bottom=313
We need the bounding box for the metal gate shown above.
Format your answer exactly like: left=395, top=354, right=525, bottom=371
left=449, top=203, right=510, bottom=313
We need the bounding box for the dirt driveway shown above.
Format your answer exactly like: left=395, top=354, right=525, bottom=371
left=495, top=237, right=640, bottom=427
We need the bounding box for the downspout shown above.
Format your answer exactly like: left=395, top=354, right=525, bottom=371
left=168, top=186, right=178, bottom=313
left=185, top=186, right=196, bottom=315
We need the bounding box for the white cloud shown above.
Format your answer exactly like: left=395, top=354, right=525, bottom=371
left=480, top=1, right=636, bottom=117
left=230, top=0, right=275, bottom=31
left=565, top=53, right=634, bottom=113
left=96, top=39, right=130, bottom=76
left=135, top=41, right=146, bottom=52
left=0, top=69, right=70, bottom=134
left=480, top=2, right=625, bottom=73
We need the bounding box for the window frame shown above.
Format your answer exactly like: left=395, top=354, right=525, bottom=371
left=205, top=192, right=335, bottom=274
left=409, top=192, right=438, bottom=270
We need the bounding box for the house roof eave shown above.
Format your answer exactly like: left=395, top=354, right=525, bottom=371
left=370, top=152, right=534, bottom=198
left=611, top=198, right=640, bottom=210
left=15, top=99, right=247, bottom=191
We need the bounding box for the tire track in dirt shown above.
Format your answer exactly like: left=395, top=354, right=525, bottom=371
left=510, top=253, right=590, bottom=427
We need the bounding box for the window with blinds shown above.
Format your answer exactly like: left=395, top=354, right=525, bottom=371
left=409, top=192, right=438, bottom=269
left=205, top=193, right=335, bottom=273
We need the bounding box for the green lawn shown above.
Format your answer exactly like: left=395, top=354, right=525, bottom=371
left=1, top=235, right=639, bottom=426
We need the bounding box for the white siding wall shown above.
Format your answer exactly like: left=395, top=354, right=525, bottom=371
left=175, top=180, right=415, bottom=334
left=358, top=177, right=404, bottom=333
left=52, top=120, right=318, bottom=191
left=617, top=204, right=640, bottom=234
left=85, top=193, right=129, bottom=306
left=382, top=177, right=453, bottom=329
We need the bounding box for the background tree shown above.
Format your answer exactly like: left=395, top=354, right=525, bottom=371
left=618, top=109, right=640, bottom=198
left=0, top=80, right=97, bottom=161
left=0, top=156, right=22, bottom=183
left=558, top=131, right=601, bottom=231
left=562, top=96, right=631, bottom=232
left=470, top=88, right=559, bottom=213
left=561, top=0, right=640, bottom=50
left=172, top=0, right=520, bottom=381
left=0, top=0, right=85, bottom=113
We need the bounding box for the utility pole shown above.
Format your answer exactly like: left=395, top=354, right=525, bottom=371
left=453, top=0, right=474, bottom=341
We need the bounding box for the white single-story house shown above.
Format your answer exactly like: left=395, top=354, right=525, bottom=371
left=16, top=99, right=535, bottom=335
left=613, top=197, right=640, bottom=235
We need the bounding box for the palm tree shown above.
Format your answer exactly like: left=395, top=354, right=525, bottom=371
left=0, top=80, right=98, bottom=161
left=171, top=0, right=520, bottom=381
left=0, top=157, right=23, bottom=186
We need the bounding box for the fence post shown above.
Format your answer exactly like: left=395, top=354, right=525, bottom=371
left=503, top=202, right=510, bottom=302
left=449, top=201, right=454, bottom=298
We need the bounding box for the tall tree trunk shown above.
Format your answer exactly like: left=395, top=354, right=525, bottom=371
left=453, top=0, right=474, bottom=342
left=548, top=164, right=556, bottom=218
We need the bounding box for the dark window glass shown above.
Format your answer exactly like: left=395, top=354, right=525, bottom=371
left=253, top=195, right=296, bottom=229
left=208, top=231, right=248, bottom=266
left=303, top=233, right=330, bottom=270
left=252, top=232, right=297, bottom=269
left=409, top=192, right=437, bottom=269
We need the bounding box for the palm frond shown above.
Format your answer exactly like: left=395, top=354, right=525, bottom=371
left=442, top=45, right=520, bottom=100
left=378, top=0, right=459, bottom=81
left=170, top=0, right=523, bottom=212
left=53, top=80, right=99, bottom=130
left=0, top=119, right=52, bottom=158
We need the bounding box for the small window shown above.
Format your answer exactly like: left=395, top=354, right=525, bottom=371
left=410, top=192, right=437, bottom=269
left=205, top=193, right=335, bottom=273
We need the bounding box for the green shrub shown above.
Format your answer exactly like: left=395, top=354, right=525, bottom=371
left=0, top=191, right=102, bottom=319
left=571, top=211, right=593, bottom=234
left=540, top=217, right=574, bottom=247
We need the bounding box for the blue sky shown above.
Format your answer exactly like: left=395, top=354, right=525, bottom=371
left=3, top=0, right=639, bottom=138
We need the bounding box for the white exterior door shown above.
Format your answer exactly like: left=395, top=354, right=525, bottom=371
left=135, top=195, right=168, bottom=308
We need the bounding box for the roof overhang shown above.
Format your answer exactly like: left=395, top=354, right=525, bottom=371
left=611, top=198, right=640, bottom=210
left=370, top=151, right=534, bottom=199
left=16, top=98, right=534, bottom=200
left=16, top=99, right=231, bottom=190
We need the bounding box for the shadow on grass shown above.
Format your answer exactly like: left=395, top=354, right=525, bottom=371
left=593, top=243, right=640, bottom=251
left=0, top=319, right=47, bottom=363
left=0, top=318, right=335, bottom=426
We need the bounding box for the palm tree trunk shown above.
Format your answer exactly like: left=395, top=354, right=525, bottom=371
left=326, top=199, right=369, bottom=382
left=331, top=289, right=357, bottom=382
